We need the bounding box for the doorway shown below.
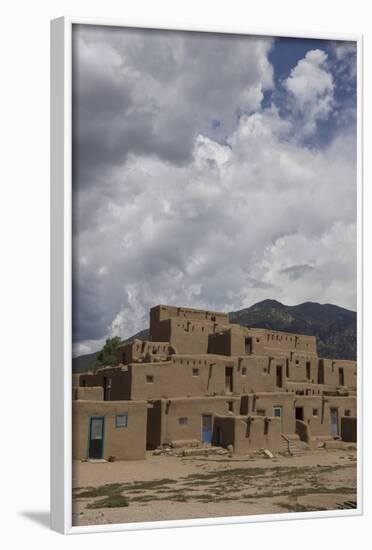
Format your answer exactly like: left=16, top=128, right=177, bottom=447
left=295, top=407, right=304, bottom=421
left=245, top=337, right=252, bottom=354
left=146, top=401, right=162, bottom=450
left=225, top=367, right=233, bottom=393
left=330, top=408, right=339, bottom=436
left=318, top=359, right=324, bottom=384
left=104, top=377, right=112, bottom=400
left=216, top=426, right=222, bottom=446
left=202, top=414, right=213, bottom=444
left=276, top=365, right=283, bottom=388
left=338, top=368, right=344, bottom=386
left=272, top=406, right=283, bottom=431
left=88, top=416, right=105, bottom=459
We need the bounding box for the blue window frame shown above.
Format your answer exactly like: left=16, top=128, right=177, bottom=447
left=115, top=413, right=128, bottom=428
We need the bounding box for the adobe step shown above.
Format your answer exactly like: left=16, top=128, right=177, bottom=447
left=281, top=436, right=304, bottom=456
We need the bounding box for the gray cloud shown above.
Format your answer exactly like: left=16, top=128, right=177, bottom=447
left=72, top=26, right=273, bottom=184
left=280, top=264, right=315, bottom=281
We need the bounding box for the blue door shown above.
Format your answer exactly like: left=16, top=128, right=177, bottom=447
left=330, top=408, right=339, bottom=437
left=202, top=414, right=212, bottom=444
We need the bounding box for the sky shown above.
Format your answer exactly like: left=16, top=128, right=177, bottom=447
left=72, top=26, right=357, bottom=357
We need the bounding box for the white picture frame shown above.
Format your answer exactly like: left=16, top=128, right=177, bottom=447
left=51, top=16, right=363, bottom=535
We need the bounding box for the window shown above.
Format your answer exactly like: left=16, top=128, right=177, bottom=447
left=256, top=338, right=260, bottom=343
left=115, top=413, right=128, bottom=428
left=241, top=367, right=247, bottom=376
left=192, top=368, right=199, bottom=376
left=179, top=417, right=188, bottom=425
left=313, top=409, right=319, bottom=416
left=256, top=409, right=266, bottom=416
left=306, top=361, right=311, bottom=379
left=146, top=375, right=154, bottom=383
left=227, top=401, right=234, bottom=412
left=345, top=409, right=350, bottom=417
left=295, top=360, right=299, bottom=366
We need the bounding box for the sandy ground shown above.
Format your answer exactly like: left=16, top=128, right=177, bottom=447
left=72, top=447, right=357, bottom=526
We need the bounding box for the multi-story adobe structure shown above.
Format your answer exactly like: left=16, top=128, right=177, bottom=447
left=72, top=304, right=357, bottom=461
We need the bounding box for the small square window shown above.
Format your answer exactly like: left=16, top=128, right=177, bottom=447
left=192, top=368, right=199, bottom=376
left=227, top=401, right=234, bottom=412
left=345, top=409, right=351, bottom=417
left=179, top=417, right=188, bottom=425
left=242, top=367, right=247, bottom=376
left=146, top=375, right=154, bottom=383
left=313, top=409, right=319, bottom=416
left=256, top=409, right=266, bottom=416
left=256, top=338, right=260, bottom=343
left=115, top=413, right=128, bottom=428
left=295, top=360, right=299, bottom=365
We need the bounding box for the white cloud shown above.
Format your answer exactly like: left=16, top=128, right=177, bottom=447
left=284, top=49, right=334, bottom=136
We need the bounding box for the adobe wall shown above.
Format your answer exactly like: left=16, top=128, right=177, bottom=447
left=213, top=415, right=282, bottom=453
left=208, top=330, right=231, bottom=356
left=293, top=395, right=356, bottom=437
left=130, top=357, right=233, bottom=399
left=150, top=304, right=229, bottom=328
left=170, top=319, right=234, bottom=355
left=207, top=325, right=317, bottom=358
left=285, top=353, right=319, bottom=383
left=156, top=396, right=240, bottom=446
left=285, top=381, right=338, bottom=396
left=79, top=367, right=131, bottom=400
left=252, top=393, right=296, bottom=434
left=245, top=329, right=317, bottom=355
left=73, top=386, right=103, bottom=401
left=72, top=400, right=147, bottom=460
left=116, top=339, right=172, bottom=364
left=238, top=356, right=276, bottom=392
left=129, top=354, right=280, bottom=400
left=320, top=359, right=357, bottom=388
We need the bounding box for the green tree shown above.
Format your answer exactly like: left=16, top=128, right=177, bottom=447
left=95, top=336, right=122, bottom=369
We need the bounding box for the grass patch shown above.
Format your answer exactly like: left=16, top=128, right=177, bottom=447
left=276, top=502, right=327, bottom=513
left=128, top=478, right=174, bottom=491
left=87, top=494, right=129, bottom=509
left=76, top=483, right=123, bottom=499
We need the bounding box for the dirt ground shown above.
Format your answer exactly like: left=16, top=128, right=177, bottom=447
left=72, top=447, right=357, bottom=526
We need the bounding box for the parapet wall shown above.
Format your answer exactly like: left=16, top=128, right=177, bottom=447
left=150, top=304, right=229, bottom=339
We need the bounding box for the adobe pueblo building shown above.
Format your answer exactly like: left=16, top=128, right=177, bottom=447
left=73, top=305, right=357, bottom=461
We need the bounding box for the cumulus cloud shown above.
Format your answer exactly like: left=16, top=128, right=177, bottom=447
left=72, top=26, right=273, bottom=188
left=72, top=29, right=357, bottom=356
left=284, top=49, right=334, bottom=136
